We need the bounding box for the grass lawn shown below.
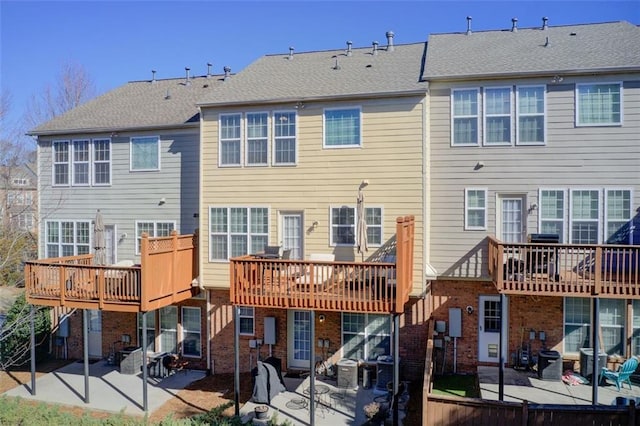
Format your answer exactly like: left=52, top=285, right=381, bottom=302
left=431, top=374, right=479, bottom=398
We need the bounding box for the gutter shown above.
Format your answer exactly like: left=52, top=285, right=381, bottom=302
left=27, top=122, right=200, bottom=137
left=424, top=66, right=640, bottom=83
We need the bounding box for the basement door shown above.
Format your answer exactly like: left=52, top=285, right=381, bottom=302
left=287, top=310, right=311, bottom=369
left=478, top=295, right=501, bottom=363
left=88, top=310, right=102, bottom=358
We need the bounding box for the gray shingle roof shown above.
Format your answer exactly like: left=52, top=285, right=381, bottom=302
left=30, top=75, right=224, bottom=135
left=424, top=21, right=640, bottom=80
left=198, top=42, right=428, bottom=106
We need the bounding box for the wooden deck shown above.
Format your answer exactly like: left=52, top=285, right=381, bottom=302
left=25, top=231, right=199, bottom=312
left=488, top=237, right=640, bottom=298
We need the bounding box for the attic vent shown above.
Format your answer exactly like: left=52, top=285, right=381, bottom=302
left=544, top=36, right=550, bottom=47
left=542, top=17, right=549, bottom=30
left=223, top=66, right=231, bottom=81
left=206, top=63, right=213, bottom=78
left=466, top=16, right=472, bottom=35
left=288, top=46, right=294, bottom=60
left=165, top=89, right=171, bottom=100
left=346, top=41, right=353, bottom=57
left=386, top=31, right=394, bottom=52
left=511, top=17, right=518, bottom=32
left=372, top=41, right=379, bottom=56
left=333, top=57, right=341, bottom=70
left=184, top=67, right=191, bottom=86
left=151, top=70, right=157, bottom=84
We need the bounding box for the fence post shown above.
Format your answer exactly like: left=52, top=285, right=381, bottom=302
left=521, top=400, right=528, bottom=426
left=628, top=399, right=636, bottom=426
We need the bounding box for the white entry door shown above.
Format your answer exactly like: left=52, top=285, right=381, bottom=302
left=478, top=296, right=501, bottom=363
left=287, top=310, right=311, bottom=369
left=498, top=196, right=526, bottom=243
left=281, top=212, right=303, bottom=260
left=88, top=310, right=102, bottom=358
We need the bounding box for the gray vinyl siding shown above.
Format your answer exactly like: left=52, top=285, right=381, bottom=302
left=428, top=73, right=640, bottom=279
left=37, top=127, right=199, bottom=262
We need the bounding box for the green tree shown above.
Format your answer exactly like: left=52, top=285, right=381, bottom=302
left=0, top=293, right=50, bottom=368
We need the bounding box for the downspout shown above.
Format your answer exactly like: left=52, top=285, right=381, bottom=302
left=422, top=90, right=429, bottom=294
left=30, top=305, right=36, bottom=395
left=83, top=309, right=90, bottom=403
left=206, top=290, right=211, bottom=374
left=592, top=298, right=600, bottom=404
left=234, top=306, right=240, bottom=416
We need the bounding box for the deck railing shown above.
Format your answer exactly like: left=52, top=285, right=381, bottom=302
left=25, top=231, right=198, bottom=312
left=230, top=216, right=415, bottom=314
left=488, top=237, right=640, bottom=297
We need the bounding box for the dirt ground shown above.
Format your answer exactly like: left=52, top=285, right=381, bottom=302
left=1, top=360, right=421, bottom=424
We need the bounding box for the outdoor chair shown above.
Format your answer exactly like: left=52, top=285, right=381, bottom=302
left=599, top=356, right=639, bottom=391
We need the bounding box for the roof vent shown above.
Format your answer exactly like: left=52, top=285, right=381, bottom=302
left=184, top=67, right=191, bottom=86
left=386, top=31, right=395, bottom=52
left=223, top=66, right=231, bottom=81
left=372, top=41, right=379, bottom=56
left=544, top=36, right=550, bottom=47
left=466, top=16, right=472, bottom=35
left=346, top=41, right=353, bottom=57
left=206, top=62, right=213, bottom=78
left=542, top=17, right=549, bottom=30
left=288, top=46, right=294, bottom=60
left=333, top=56, right=341, bottom=70
left=151, top=70, right=157, bottom=84
left=165, top=88, right=171, bottom=100
left=511, top=17, right=518, bottom=32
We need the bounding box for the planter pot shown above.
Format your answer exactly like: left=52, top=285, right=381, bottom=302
left=254, top=405, right=269, bottom=420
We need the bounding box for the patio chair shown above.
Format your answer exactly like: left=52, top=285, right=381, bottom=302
left=295, top=253, right=335, bottom=289
left=599, top=356, right=639, bottom=391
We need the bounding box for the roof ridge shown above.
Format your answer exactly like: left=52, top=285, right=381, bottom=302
left=428, top=20, right=630, bottom=37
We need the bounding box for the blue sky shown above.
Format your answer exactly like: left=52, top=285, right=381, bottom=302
left=1, top=1, right=639, bottom=136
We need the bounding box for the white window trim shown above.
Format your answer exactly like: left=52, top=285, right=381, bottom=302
left=52, top=140, right=70, bottom=187
left=160, top=306, right=178, bottom=354
left=538, top=188, right=567, bottom=243
left=322, top=106, right=363, bottom=149
left=575, top=82, right=623, bottom=127
left=181, top=306, right=202, bottom=358
left=92, top=138, right=112, bottom=186
left=239, top=306, right=255, bottom=336
left=604, top=187, right=633, bottom=242
left=245, top=111, right=270, bottom=167
left=563, top=297, right=591, bottom=355
left=451, top=88, right=480, bottom=147
left=330, top=205, right=356, bottom=247
left=272, top=110, right=298, bottom=166
left=130, top=135, right=161, bottom=172
left=515, top=85, right=546, bottom=146
left=341, top=313, right=391, bottom=360
left=569, top=188, right=602, bottom=244
left=464, top=188, right=488, bottom=231
left=482, top=86, right=513, bottom=146
left=364, top=205, right=384, bottom=247
left=219, top=113, right=243, bottom=167
left=45, top=219, right=92, bottom=257
left=208, top=206, right=270, bottom=262
left=135, top=220, right=177, bottom=255
left=72, top=139, right=91, bottom=186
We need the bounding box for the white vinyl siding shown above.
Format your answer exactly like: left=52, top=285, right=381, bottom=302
left=539, top=189, right=566, bottom=243
left=452, top=89, right=479, bottom=146
left=330, top=206, right=355, bottom=246
left=273, top=111, right=297, bottom=165
left=130, top=136, right=160, bottom=171
left=576, top=83, right=622, bottom=126
left=323, top=107, right=361, bottom=148
left=219, top=114, right=242, bottom=166
left=45, top=220, right=91, bottom=257
left=516, top=85, right=545, bottom=144
left=483, top=87, right=512, bottom=145
left=246, top=112, right=268, bottom=166
left=182, top=307, right=201, bottom=357
left=208, top=207, right=269, bottom=261
left=465, top=188, right=487, bottom=230
left=135, top=221, right=176, bottom=254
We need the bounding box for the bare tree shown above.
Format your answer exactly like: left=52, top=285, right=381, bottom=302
left=24, top=60, right=96, bottom=130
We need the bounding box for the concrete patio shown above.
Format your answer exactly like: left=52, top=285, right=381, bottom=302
left=478, top=366, right=640, bottom=406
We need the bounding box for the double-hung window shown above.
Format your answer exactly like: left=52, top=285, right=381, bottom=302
left=238, top=306, right=255, bottom=335
left=517, top=86, right=545, bottom=144
left=365, top=207, right=383, bottom=246
left=45, top=220, right=91, bottom=257
left=539, top=189, right=566, bottom=242
left=452, top=89, right=479, bottom=146
left=72, top=140, right=90, bottom=185
left=564, top=297, right=624, bottom=355
left=342, top=313, right=391, bottom=361
left=576, top=83, right=622, bottom=126
left=93, top=139, right=111, bottom=185
left=135, top=220, right=175, bottom=254
left=246, top=112, right=268, bottom=166
left=160, top=306, right=178, bottom=354
left=273, top=111, right=296, bottom=165
left=138, top=311, right=156, bottom=352
left=563, top=297, right=591, bottom=354
left=484, top=87, right=511, bottom=145
left=209, top=207, right=269, bottom=260
left=605, top=189, right=632, bottom=242
left=570, top=190, right=600, bottom=244
left=220, top=114, right=242, bottom=166
left=53, top=141, right=70, bottom=185
left=331, top=206, right=355, bottom=245
left=465, top=188, right=487, bottom=230
left=324, top=107, right=361, bottom=147
left=130, top=136, right=160, bottom=171
left=182, top=307, right=202, bottom=357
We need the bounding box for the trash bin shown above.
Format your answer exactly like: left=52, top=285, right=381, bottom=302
left=579, top=348, right=608, bottom=380
left=538, top=350, right=562, bottom=381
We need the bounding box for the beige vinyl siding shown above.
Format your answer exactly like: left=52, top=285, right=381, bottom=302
left=200, top=96, right=426, bottom=295
left=428, top=74, right=640, bottom=278
left=38, top=128, right=199, bottom=262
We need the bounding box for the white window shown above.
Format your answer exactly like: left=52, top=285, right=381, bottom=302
left=72, top=140, right=90, bottom=185
left=451, top=89, right=479, bottom=146
left=576, top=83, right=622, bottom=126
left=600, top=299, right=625, bottom=356
left=246, top=112, right=268, bottom=166
left=12, top=178, right=28, bottom=186
left=135, top=221, right=176, bottom=254
left=130, top=136, right=160, bottom=171
left=219, top=114, right=242, bottom=166
left=93, top=139, right=111, bottom=185
left=160, top=306, right=178, bottom=354
left=53, top=140, right=70, bottom=186
left=564, top=297, right=625, bottom=356
left=517, top=85, right=545, bottom=144
left=331, top=206, right=355, bottom=246
left=238, top=306, right=254, bottom=336
left=209, top=207, right=269, bottom=261
left=16, top=213, right=34, bottom=230
left=342, top=313, right=391, bottom=361
left=539, top=189, right=566, bottom=242
left=138, top=311, right=156, bottom=352
left=484, top=87, right=512, bottom=145
left=570, top=189, right=600, bottom=244
left=182, top=307, right=201, bottom=357
left=45, top=220, right=91, bottom=257
left=605, top=189, right=632, bottom=242
left=365, top=207, right=383, bottom=246
left=465, top=188, right=487, bottom=230
left=632, top=300, right=640, bottom=356
left=324, top=107, right=361, bottom=148
left=273, top=111, right=296, bottom=165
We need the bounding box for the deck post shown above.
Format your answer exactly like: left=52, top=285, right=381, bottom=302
left=30, top=304, right=36, bottom=395
left=142, top=312, right=148, bottom=412
left=393, top=313, right=400, bottom=425
left=309, top=310, right=316, bottom=426
left=591, top=298, right=600, bottom=405
left=499, top=293, right=505, bottom=401
left=83, top=309, right=90, bottom=403
left=234, top=306, right=240, bottom=417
